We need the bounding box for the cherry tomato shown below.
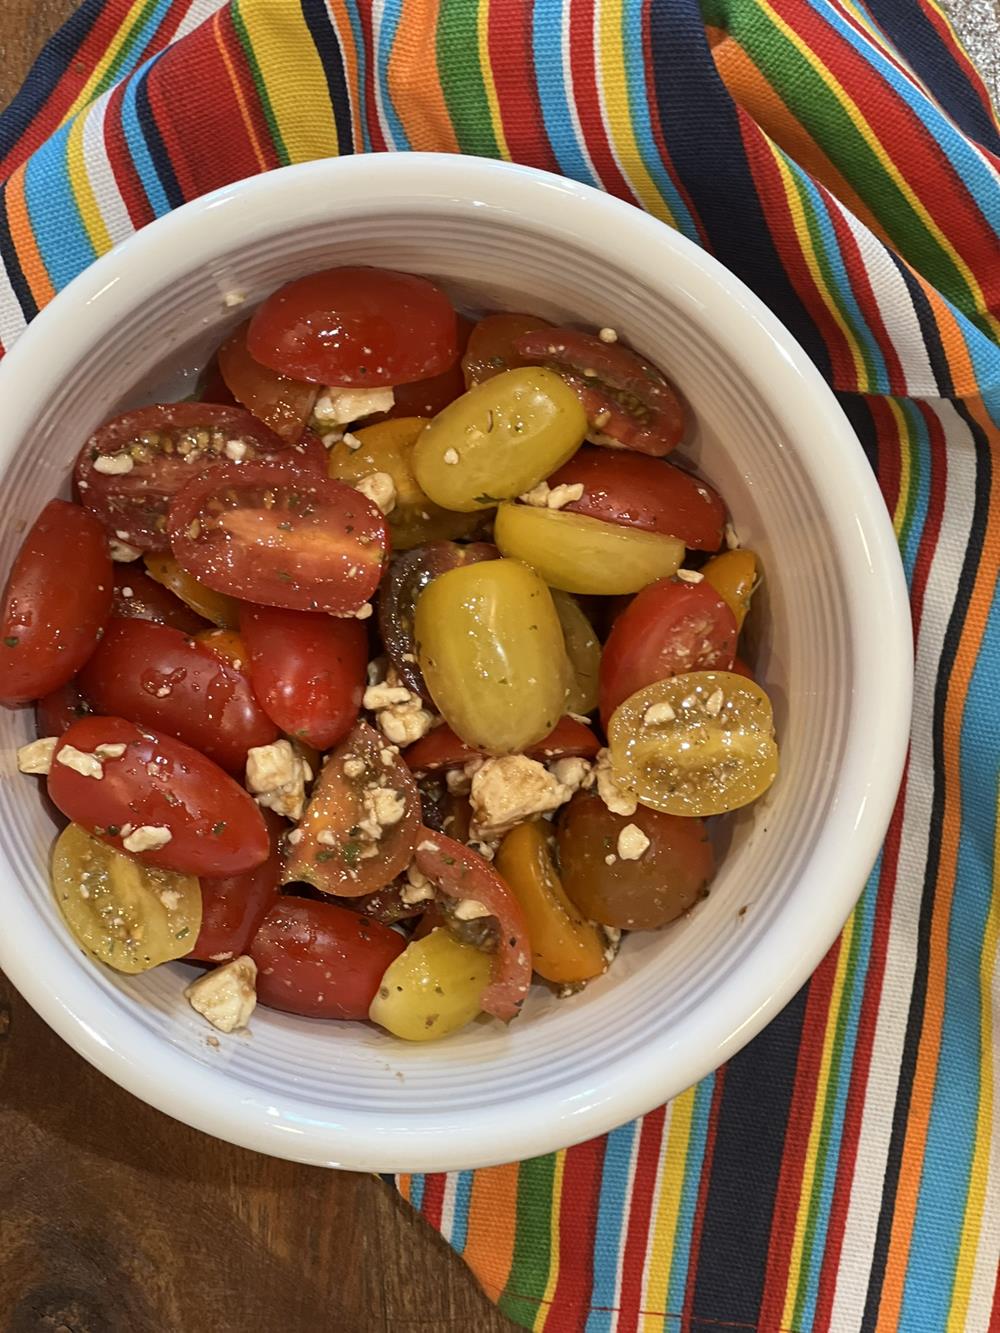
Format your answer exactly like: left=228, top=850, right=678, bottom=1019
left=415, top=559, right=570, bottom=755
left=78, top=619, right=279, bottom=773
left=0, top=501, right=113, bottom=707
left=383, top=313, right=474, bottom=418
left=52, top=822, right=202, bottom=973
left=545, top=447, right=725, bottom=549
left=607, top=671, right=779, bottom=816
left=48, top=716, right=270, bottom=876
left=36, top=678, right=91, bottom=737
left=187, top=809, right=285, bottom=963
left=513, top=329, right=685, bottom=456
left=731, top=656, right=755, bottom=681
left=412, top=368, right=586, bottom=513
left=143, top=554, right=241, bottom=629
left=112, top=565, right=206, bottom=634
left=194, top=628, right=247, bottom=668
left=494, top=503, right=683, bottom=596
left=414, top=830, right=532, bottom=1022
left=350, top=883, right=427, bottom=926
left=251, top=897, right=405, bottom=1020
left=557, top=790, right=714, bottom=929
left=702, top=549, right=759, bottom=631
left=75, top=404, right=325, bottom=551
left=379, top=541, right=498, bottom=698
left=403, top=716, right=600, bottom=773
left=283, top=721, right=421, bottom=897
left=369, top=929, right=492, bottom=1041
left=461, top=312, right=551, bottom=387
left=495, top=820, right=607, bottom=984
left=239, top=604, right=367, bottom=751
left=168, top=463, right=389, bottom=615
left=197, top=355, right=238, bottom=406
left=599, top=579, right=737, bottom=727
left=217, top=319, right=320, bottom=443
left=247, top=266, right=459, bottom=388
left=551, top=591, right=601, bottom=716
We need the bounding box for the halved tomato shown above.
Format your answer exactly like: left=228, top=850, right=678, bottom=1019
left=383, top=314, right=474, bottom=418
left=168, top=463, right=389, bottom=614
left=513, top=329, right=685, bottom=455
left=403, top=716, right=600, bottom=773
left=247, top=266, right=459, bottom=388
left=187, top=808, right=285, bottom=963
left=47, top=715, right=269, bottom=876
left=461, top=312, right=551, bottom=387
left=545, top=446, right=724, bottom=549
left=217, top=319, right=319, bottom=443
left=599, top=578, right=737, bottom=726
left=75, top=403, right=326, bottom=550
left=283, top=720, right=421, bottom=897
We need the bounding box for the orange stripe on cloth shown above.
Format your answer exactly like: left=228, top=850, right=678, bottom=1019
left=212, top=8, right=271, bottom=173
left=388, top=0, right=460, bottom=153
left=462, top=1163, right=520, bottom=1301
left=5, top=164, right=56, bottom=310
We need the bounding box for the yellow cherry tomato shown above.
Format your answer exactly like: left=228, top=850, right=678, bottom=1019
left=412, top=367, right=586, bottom=513
left=144, top=553, right=240, bottom=628
left=415, top=558, right=569, bottom=755
left=702, top=549, right=758, bottom=631
left=551, top=590, right=601, bottom=716
left=52, top=823, right=201, bottom=973
left=608, top=671, right=778, bottom=817
left=326, top=416, right=480, bottom=550
left=494, top=503, right=684, bottom=595
left=495, top=820, right=607, bottom=984
left=194, top=628, right=247, bottom=667
left=369, top=928, right=492, bottom=1041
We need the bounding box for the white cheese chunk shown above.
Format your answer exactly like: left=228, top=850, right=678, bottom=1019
left=470, top=755, right=573, bottom=838
left=245, top=739, right=311, bottom=821
left=93, top=452, right=134, bottom=476
left=354, top=471, right=397, bottom=515
left=123, top=825, right=172, bottom=853
left=314, top=385, right=395, bottom=425
left=591, top=748, right=638, bottom=817
left=55, top=745, right=106, bottom=780
left=17, top=736, right=58, bottom=775
left=185, top=956, right=257, bottom=1033
left=617, top=823, right=650, bottom=861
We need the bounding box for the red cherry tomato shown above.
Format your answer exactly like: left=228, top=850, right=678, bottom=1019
left=47, top=716, right=269, bottom=876
left=513, top=329, right=685, bottom=455
left=239, top=604, right=368, bottom=751
left=198, top=357, right=239, bottom=406
left=284, top=721, right=421, bottom=898
left=413, top=831, right=532, bottom=1022
left=247, top=266, right=459, bottom=388
left=187, top=809, right=285, bottom=963
left=250, top=897, right=406, bottom=1020
left=168, top=463, right=389, bottom=615
left=0, top=501, right=112, bottom=707
left=383, top=315, right=474, bottom=419
left=403, top=716, right=600, bottom=773
left=78, top=619, right=279, bottom=773
left=545, top=446, right=724, bottom=549
left=461, top=312, right=552, bottom=387
left=599, top=579, right=737, bottom=726
left=36, top=678, right=91, bottom=737
left=75, top=403, right=327, bottom=551
left=111, top=565, right=207, bottom=634
left=217, top=320, right=319, bottom=443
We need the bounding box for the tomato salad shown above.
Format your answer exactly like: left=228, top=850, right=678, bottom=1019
left=2, top=266, right=778, bottom=1043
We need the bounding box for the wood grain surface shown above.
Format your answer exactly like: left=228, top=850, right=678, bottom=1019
left=0, top=4, right=993, bottom=1332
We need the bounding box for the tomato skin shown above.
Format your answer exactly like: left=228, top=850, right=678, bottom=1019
left=461, top=313, right=552, bottom=387
left=546, top=447, right=725, bottom=549
left=731, top=656, right=755, bottom=681
left=217, top=319, right=319, bottom=443
left=513, top=329, right=685, bottom=456
left=414, top=830, right=532, bottom=1022
left=77, top=619, right=279, bottom=773
left=75, top=404, right=326, bottom=551
left=36, top=678, right=91, bottom=737
left=247, top=267, right=459, bottom=388
left=188, top=809, right=285, bottom=962
left=197, top=357, right=239, bottom=406
left=384, top=314, right=474, bottom=418
left=168, top=463, right=389, bottom=615
left=251, top=897, right=406, bottom=1020
left=47, top=716, right=269, bottom=876
left=599, top=579, right=737, bottom=726
left=112, top=565, right=207, bottom=634
left=239, top=604, right=368, bottom=751
left=404, top=717, right=600, bottom=773
left=0, top=501, right=113, bottom=707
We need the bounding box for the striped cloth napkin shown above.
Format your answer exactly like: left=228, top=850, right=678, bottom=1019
left=1, top=2, right=997, bottom=1330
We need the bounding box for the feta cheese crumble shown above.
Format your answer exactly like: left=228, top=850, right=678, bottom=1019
left=354, top=471, right=397, bottom=515
left=245, top=739, right=312, bottom=820
left=93, top=452, right=134, bottom=476
left=17, top=736, right=58, bottom=775
left=122, top=825, right=172, bottom=853
left=617, top=823, right=650, bottom=861
left=314, top=386, right=395, bottom=425
left=591, top=748, right=638, bottom=817
left=185, top=956, right=257, bottom=1033
left=363, top=667, right=435, bottom=746
left=470, top=755, right=573, bottom=838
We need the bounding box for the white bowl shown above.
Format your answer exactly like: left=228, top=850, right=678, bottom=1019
left=0, top=155, right=911, bottom=1172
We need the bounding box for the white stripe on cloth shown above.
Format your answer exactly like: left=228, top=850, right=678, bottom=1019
left=174, top=0, right=230, bottom=42
left=80, top=91, right=134, bottom=247
left=0, top=253, right=28, bottom=353
left=828, top=400, right=977, bottom=1331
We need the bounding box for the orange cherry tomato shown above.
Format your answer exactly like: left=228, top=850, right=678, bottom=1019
left=702, top=549, right=759, bottom=631
left=217, top=319, right=319, bottom=443
left=461, top=312, right=552, bottom=387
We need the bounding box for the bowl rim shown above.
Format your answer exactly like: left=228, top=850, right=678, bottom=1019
left=0, top=153, right=912, bottom=1171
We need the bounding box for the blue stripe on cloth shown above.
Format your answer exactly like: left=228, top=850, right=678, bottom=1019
left=532, top=0, right=602, bottom=187
left=22, top=125, right=95, bottom=290
left=666, top=1074, right=716, bottom=1316
left=374, top=0, right=410, bottom=150
left=584, top=1118, right=639, bottom=1333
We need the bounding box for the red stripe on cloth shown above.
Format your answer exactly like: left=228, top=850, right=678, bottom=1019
left=681, top=1068, right=726, bottom=1324
left=353, top=1, right=387, bottom=152
left=756, top=940, right=842, bottom=1329
left=873, top=398, right=902, bottom=520
left=103, top=78, right=155, bottom=228
left=487, top=0, right=559, bottom=173
left=566, top=0, right=641, bottom=206
left=420, top=1172, right=448, bottom=1231
left=908, top=402, right=948, bottom=634
left=543, top=1136, right=607, bottom=1333
left=615, top=1106, right=668, bottom=1333
left=827, top=204, right=908, bottom=396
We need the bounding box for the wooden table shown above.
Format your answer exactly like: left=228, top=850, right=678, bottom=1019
left=0, top=4, right=993, bottom=1331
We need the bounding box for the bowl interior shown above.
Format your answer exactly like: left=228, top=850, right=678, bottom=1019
left=0, top=160, right=907, bottom=1170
